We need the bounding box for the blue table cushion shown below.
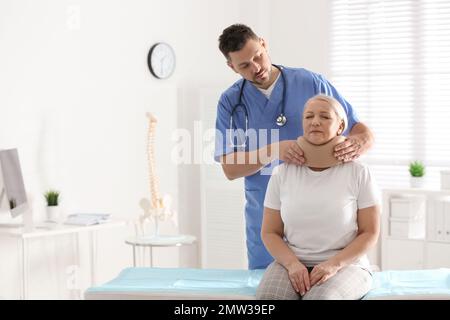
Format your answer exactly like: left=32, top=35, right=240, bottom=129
left=86, top=267, right=450, bottom=299
left=86, top=267, right=265, bottom=297
left=363, top=268, right=450, bottom=299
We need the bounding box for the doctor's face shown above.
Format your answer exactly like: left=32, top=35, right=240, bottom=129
left=227, top=38, right=273, bottom=88
left=303, top=99, right=344, bottom=145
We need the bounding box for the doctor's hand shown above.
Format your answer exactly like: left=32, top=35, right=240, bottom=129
left=309, top=260, right=341, bottom=287
left=277, top=140, right=305, bottom=165
left=285, top=260, right=310, bottom=296
left=334, top=135, right=365, bottom=162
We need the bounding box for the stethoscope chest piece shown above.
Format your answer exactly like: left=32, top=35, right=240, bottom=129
left=276, top=114, right=287, bottom=127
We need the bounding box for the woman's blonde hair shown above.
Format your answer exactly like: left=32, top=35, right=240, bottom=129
left=305, top=94, right=348, bottom=133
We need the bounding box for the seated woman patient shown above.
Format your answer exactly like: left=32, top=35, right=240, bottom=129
left=256, top=94, right=380, bottom=300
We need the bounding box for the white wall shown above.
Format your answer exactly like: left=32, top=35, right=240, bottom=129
left=0, top=0, right=185, bottom=299
left=1, top=0, right=367, bottom=299
left=269, top=0, right=331, bottom=74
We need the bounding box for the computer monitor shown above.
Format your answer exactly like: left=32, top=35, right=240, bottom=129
left=0, top=149, right=32, bottom=228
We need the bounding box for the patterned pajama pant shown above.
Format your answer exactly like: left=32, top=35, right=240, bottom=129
left=256, top=261, right=372, bottom=300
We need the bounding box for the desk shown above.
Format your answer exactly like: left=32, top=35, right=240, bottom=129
left=125, top=234, right=196, bottom=267
left=0, top=220, right=127, bottom=299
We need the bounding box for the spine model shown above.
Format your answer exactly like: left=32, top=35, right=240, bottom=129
left=146, top=112, right=163, bottom=210
left=136, top=112, right=175, bottom=237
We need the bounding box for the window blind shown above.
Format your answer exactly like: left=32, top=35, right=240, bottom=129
left=330, top=0, right=450, bottom=188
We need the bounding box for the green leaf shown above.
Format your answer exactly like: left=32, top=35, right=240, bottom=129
left=409, top=161, right=425, bottom=177
left=44, top=189, right=60, bottom=206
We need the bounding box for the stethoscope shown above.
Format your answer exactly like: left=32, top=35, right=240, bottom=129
left=229, top=64, right=287, bottom=148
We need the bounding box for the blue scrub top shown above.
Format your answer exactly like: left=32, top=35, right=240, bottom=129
left=214, top=66, right=359, bottom=270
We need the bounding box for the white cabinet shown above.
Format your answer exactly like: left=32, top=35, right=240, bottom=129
left=435, top=199, right=450, bottom=241
left=434, top=201, right=446, bottom=241
left=425, top=242, right=450, bottom=268
left=381, top=188, right=450, bottom=270
left=383, top=239, right=424, bottom=270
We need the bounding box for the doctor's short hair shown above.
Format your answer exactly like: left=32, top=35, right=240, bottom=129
left=219, top=24, right=259, bottom=60
left=305, top=94, right=348, bottom=132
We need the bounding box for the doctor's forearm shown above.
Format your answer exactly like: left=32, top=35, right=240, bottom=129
left=221, top=162, right=263, bottom=180
left=349, top=122, right=374, bottom=154
left=220, top=144, right=276, bottom=180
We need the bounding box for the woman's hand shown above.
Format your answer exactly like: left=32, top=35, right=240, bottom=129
left=309, top=260, right=341, bottom=287
left=285, top=260, right=310, bottom=296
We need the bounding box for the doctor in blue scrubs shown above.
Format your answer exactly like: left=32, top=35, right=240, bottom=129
left=214, top=24, right=374, bottom=270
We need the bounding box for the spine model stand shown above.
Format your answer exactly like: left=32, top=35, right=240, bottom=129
left=137, top=112, right=174, bottom=237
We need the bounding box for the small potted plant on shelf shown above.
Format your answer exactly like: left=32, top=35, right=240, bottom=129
left=44, top=190, right=61, bottom=223
left=409, top=161, right=425, bottom=188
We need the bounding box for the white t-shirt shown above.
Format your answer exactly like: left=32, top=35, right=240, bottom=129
left=257, top=72, right=280, bottom=99
left=264, top=161, right=380, bottom=269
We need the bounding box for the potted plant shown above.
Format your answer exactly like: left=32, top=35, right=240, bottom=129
left=409, top=161, right=425, bottom=188
left=44, top=190, right=61, bottom=223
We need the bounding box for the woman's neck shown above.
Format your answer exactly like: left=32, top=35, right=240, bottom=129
left=308, top=166, right=329, bottom=172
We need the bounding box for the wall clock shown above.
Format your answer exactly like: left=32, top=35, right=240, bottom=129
left=147, top=42, right=176, bottom=79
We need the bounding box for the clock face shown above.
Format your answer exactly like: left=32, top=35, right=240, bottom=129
left=148, top=43, right=176, bottom=79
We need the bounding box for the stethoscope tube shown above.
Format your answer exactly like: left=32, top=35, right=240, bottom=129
left=229, top=64, right=287, bottom=148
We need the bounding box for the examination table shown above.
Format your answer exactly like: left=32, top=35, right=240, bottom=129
left=85, top=267, right=450, bottom=300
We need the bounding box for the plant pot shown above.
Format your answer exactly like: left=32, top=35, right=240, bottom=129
left=46, top=206, right=61, bottom=223
left=410, top=176, right=424, bottom=189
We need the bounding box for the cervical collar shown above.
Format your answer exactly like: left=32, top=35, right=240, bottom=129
left=296, top=135, right=346, bottom=168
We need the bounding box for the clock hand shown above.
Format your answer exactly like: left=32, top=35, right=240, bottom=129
left=160, top=57, right=166, bottom=75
